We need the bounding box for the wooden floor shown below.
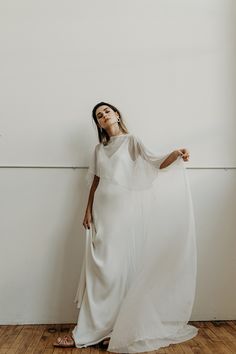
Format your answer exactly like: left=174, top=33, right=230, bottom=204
left=0, top=321, right=235, bottom=354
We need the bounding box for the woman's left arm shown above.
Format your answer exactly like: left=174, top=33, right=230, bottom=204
left=160, top=148, right=190, bottom=169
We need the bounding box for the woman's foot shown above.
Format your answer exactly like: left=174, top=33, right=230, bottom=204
left=53, top=334, right=75, bottom=347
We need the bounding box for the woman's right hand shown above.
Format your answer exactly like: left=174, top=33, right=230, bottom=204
left=83, top=210, right=93, bottom=230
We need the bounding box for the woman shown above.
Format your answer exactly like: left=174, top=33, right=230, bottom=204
left=53, top=102, right=198, bottom=352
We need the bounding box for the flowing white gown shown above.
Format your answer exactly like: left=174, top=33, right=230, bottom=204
left=72, top=133, right=198, bottom=353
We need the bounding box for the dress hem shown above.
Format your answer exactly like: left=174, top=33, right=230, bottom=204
left=107, top=325, right=199, bottom=353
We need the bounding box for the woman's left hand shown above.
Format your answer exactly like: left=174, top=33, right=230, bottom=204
left=176, top=148, right=190, bottom=162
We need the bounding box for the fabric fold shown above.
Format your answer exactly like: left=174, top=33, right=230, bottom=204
left=73, top=133, right=198, bottom=352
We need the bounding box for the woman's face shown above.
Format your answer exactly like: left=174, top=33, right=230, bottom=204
left=96, top=105, right=119, bottom=130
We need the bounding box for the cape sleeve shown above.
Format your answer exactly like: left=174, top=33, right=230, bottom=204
left=108, top=138, right=198, bottom=353
left=130, top=134, right=176, bottom=170
left=85, top=143, right=99, bottom=189
left=120, top=134, right=182, bottom=190
left=85, top=135, right=182, bottom=191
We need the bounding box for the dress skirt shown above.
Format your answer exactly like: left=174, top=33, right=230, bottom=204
left=72, top=133, right=198, bottom=352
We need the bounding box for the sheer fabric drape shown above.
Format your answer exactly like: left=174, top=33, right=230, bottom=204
left=73, top=133, right=198, bottom=353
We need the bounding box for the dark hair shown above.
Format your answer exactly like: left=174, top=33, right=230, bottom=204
left=92, top=101, right=129, bottom=145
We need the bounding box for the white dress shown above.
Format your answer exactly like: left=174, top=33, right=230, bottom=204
left=72, top=133, right=198, bottom=353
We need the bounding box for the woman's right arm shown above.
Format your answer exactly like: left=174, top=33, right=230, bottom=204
left=83, top=175, right=100, bottom=229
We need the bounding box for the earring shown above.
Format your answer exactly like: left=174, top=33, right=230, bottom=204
left=100, top=127, right=103, bottom=132
left=117, top=117, right=120, bottom=122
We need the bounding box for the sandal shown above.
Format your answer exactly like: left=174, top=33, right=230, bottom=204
left=53, top=334, right=75, bottom=347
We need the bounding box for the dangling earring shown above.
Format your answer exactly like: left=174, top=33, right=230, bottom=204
left=100, top=127, right=103, bottom=132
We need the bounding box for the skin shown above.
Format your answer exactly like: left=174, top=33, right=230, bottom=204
left=95, top=104, right=123, bottom=137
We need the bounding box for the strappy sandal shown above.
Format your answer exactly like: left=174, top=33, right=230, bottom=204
left=53, top=334, right=75, bottom=347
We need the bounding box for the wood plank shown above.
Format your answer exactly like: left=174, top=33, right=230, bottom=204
left=0, top=326, right=10, bottom=339
left=0, top=322, right=235, bottom=354
left=222, top=340, right=236, bottom=353
left=226, top=321, right=236, bottom=331
left=0, top=326, right=23, bottom=350
left=3, top=325, right=34, bottom=354
left=165, top=345, right=184, bottom=353
left=0, top=327, right=21, bottom=349
left=202, top=324, right=221, bottom=342
left=22, top=325, right=47, bottom=354
left=190, top=330, right=212, bottom=354
left=71, top=344, right=91, bottom=353
left=42, top=349, right=54, bottom=354
left=179, top=342, right=194, bottom=354
left=208, top=322, right=236, bottom=342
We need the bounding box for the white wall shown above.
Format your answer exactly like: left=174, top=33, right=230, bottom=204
left=0, top=0, right=235, bottom=324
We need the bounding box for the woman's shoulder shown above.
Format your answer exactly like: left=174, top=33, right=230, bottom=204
left=126, top=133, right=141, bottom=143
